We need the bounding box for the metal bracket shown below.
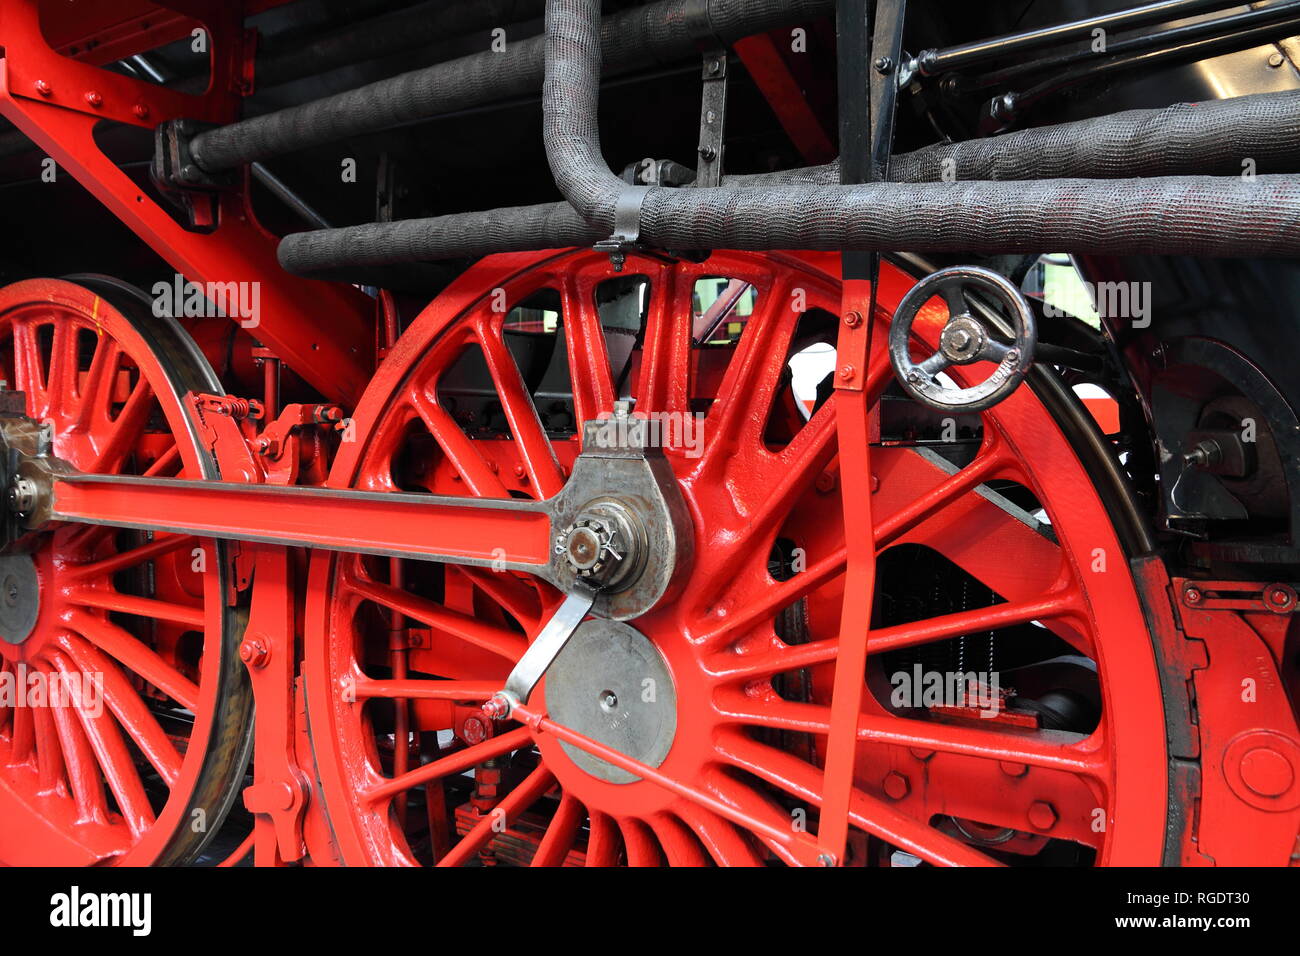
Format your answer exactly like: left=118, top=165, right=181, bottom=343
left=151, top=118, right=242, bottom=229
left=593, top=186, right=651, bottom=272
left=696, top=49, right=729, bottom=187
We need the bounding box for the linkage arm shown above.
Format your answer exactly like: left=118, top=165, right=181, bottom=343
left=47, top=473, right=553, bottom=572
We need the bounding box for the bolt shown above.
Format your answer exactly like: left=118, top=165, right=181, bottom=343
left=180, top=164, right=202, bottom=183
left=84, top=91, right=103, bottom=108
left=481, top=694, right=512, bottom=719
left=816, top=852, right=837, bottom=867
left=1183, top=586, right=1204, bottom=606
left=838, top=364, right=856, bottom=382
left=698, top=145, right=717, bottom=162
left=883, top=771, right=910, bottom=800
left=870, top=473, right=880, bottom=493
left=707, top=58, right=722, bottom=75
left=843, top=310, right=863, bottom=329
left=1027, top=801, right=1058, bottom=831
left=514, top=463, right=527, bottom=481
left=1269, top=52, right=1286, bottom=68
left=1000, top=761, right=1028, bottom=777
left=1240, top=746, right=1294, bottom=797
left=1006, top=348, right=1020, bottom=363
left=462, top=716, right=488, bottom=745
left=1264, top=584, right=1296, bottom=613
left=874, top=56, right=895, bottom=75
left=239, top=638, right=269, bottom=668
left=34, top=79, right=53, bottom=97
left=8, top=477, right=38, bottom=515
left=132, top=103, right=150, bottom=120
left=815, top=471, right=837, bottom=494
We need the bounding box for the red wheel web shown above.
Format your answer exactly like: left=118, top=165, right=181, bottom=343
left=305, top=250, right=1168, bottom=867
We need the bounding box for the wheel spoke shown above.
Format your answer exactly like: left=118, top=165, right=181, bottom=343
left=529, top=791, right=584, bottom=867
left=716, top=731, right=1001, bottom=867
left=46, top=677, right=111, bottom=826
left=585, top=808, right=621, bottom=866
left=65, top=533, right=197, bottom=582
left=875, top=435, right=1009, bottom=548
left=558, top=273, right=616, bottom=426
left=65, top=608, right=200, bottom=713
left=44, top=319, right=78, bottom=420
left=71, top=335, right=120, bottom=434
left=66, top=587, right=205, bottom=628
left=619, top=817, right=661, bottom=867
left=700, top=276, right=796, bottom=457
left=635, top=264, right=690, bottom=415
left=48, top=651, right=154, bottom=838
left=90, top=379, right=155, bottom=474
left=56, top=633, right=182, bottom=787
left=346, top=571, right=528, bottom=662
left=435, top=764, right=553, bottom=868
left=409, top=388, right=511, bottom=498
left=474, top=320, right=564, bottom=498
left=675, top=803, right=763, bottom=867
left=32, top=700, right=66, bottom=794
left=362, top=726, right=531, bottom=805
left=714, top=687, right=1103, bottom=777
left=648, top=813, right=709, bottom=866
left=10, top=319, right=46, bottom=409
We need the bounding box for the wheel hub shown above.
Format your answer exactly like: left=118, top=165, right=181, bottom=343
left=0, top=553, right=38, bottom=645
left=544, top=619, right=677, bottom=785
left=553, top=498, right=647, bottom=590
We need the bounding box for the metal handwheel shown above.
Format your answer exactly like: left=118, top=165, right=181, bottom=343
left=889, top=266, right=1037, bottom=413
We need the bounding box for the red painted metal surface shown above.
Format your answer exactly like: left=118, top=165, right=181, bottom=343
left=0, top=278, right=238, bottom=865
left=0, top=0, right=374, bottom=407
left=0, top=4, right=1293, bottom=866
left=292, top=248, right=1173, bottom=866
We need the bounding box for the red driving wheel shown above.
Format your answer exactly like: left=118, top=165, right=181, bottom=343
left=0, top=277, right=252, bottom=866
left=304, top=249, right=1171, bottom=866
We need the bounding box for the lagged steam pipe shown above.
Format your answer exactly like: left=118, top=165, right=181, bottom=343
left=543, top=0, right=1300, bottom=257
left=190, top=0, right=835, bottom=173
left=277, top=88, right=1300, bottom=276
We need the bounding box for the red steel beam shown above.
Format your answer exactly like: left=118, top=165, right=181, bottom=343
left=734, top=32, right=836, bottom=166
left=0, top=0, right=374, bottom=407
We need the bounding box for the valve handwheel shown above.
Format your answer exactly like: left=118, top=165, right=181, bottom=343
left=889, top=266, right=1037, bottom=412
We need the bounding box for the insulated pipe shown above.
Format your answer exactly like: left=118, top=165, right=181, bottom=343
left=543, top=0, right=1300, bottom=257
left=278, top=89, right=1300, bottom=276
left=190, top=0, right=835, bottom=173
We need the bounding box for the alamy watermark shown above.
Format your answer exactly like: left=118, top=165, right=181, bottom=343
left=1043, top=280, right=1152, bottom=328
left=890, top=665, right=1002, bottom=719
left=152, top=274, right=261, bottom=329
left=0, top=663, right=103, bottom=718
left=588, top=410, right=706, bottom=459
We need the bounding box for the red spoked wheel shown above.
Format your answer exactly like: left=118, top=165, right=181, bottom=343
left=0, top=277, right=252, bottom=866
left=305, top=249, right=1171, bottom=866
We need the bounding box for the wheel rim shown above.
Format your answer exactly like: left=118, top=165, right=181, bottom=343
left=305, top=249, right=1168, bottom=866
left=0, top=277, right=251, bottom=866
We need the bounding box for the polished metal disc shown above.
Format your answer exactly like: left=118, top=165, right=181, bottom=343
left=0, top=554, right=39, bottom=644
left=544, top=618, right=677, bottom=785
